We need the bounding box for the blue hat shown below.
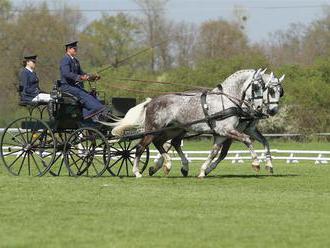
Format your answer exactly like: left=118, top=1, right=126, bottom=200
left=24, top=54, right=37, bottom=61
left=65, top=41, right=78, bottom=49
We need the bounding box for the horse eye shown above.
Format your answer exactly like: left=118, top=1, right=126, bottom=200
left=269, top=88, right=275, bottom=96
left=252, top=84, right=260, bottom=91
left=280, top=87, right=284, bottom=97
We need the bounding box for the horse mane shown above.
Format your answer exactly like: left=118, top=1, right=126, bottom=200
left=223, top=69, right=255, bottom=82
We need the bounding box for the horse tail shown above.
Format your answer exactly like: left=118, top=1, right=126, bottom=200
left=111, top=98, right=152, bottom=136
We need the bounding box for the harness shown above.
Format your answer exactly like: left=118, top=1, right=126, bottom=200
left=200, top=74, right=264, bottom=132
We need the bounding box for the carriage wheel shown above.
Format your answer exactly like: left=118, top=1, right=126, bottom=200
left=47, top=131, right=71, bottom=176
left=64, top=128, right=109, bottom=177
left=107, top=139, right=150, bottom=177
left=0, top=117, right=56, bottom=176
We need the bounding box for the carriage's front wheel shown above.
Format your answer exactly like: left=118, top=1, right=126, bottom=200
left=64, top=127, right=109, bottom=177
left=107, top=140, right=150, bottom=177
left=0, top=117, right=56, bottom=176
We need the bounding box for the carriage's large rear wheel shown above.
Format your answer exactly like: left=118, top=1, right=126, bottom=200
left=64, top=127, right=109, bottom=177
left=0, top=117, right=56, bottom=176
left=47, top=131, right=71, bottom=176
left=107, top=139, right=149, bottom=177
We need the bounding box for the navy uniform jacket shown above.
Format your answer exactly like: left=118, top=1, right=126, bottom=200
left=60, top=54, right=85, bottom=88
left=19, top=68, right=40, bottom=102
left=59, top=54, right=105, bottom=119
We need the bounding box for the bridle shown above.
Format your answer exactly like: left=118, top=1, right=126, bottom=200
left=264, top=82, right=284, bottom=105
left=240, top=72, right=266, bottom=110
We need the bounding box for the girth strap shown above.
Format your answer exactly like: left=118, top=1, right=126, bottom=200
left=201, top=91, right=216, bottom=132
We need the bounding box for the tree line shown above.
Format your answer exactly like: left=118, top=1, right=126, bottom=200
left=0, top=0, right=329, bottom=133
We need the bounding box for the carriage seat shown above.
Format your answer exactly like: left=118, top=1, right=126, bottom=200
left=18, top=85, right=48, bottom=107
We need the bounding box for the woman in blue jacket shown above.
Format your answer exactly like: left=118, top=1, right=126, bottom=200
left=20, top=55, right=50, bottom=103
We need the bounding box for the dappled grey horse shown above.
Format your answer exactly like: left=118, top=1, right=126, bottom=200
left=120, top=69, right=267, bottom=178
left=202, top=72, right=285, bottom=176
left=148, top=72, right=285, bottom=177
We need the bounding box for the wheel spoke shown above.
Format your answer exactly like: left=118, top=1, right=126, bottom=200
left=90, top=160, right=99, bottom=175
left=125, top=158, right=129, bottom=176
left=108, top=157, right=123, bottom=169
left=7, top=151, right=25, bottom=169
left=31, top=153, right=42, bottom=175
left=17, top=152, right=27, bottom=175
left=8, top=130, right=25, bottom=145
left=2, top=148, right=24, bottom=157
left=116, top=159, right=125, bottom=176
left=57, top=157, right=65, bottom=175
left=27, top=153, right=31, bottom=175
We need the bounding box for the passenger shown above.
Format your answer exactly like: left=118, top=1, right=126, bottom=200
left=19, top=54, right=51, bottom=103
left=59, top=41, right=108, bottom=120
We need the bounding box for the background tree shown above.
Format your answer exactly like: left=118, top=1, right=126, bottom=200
left=193, top=19, right=249, bottom=62
left=134, top=0, right=172, bottom=71
left=80, top=13, right=140, bottom=68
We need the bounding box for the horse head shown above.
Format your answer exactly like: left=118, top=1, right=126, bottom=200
left=241, top=68, right=266, bottom=112
left=262, top=72, right=285, bottom=116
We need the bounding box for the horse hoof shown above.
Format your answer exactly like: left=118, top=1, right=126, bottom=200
left=134, top=172, right=142, bottom=178
left=180, top=168, right=188, bottom=177
left=163, top=166, right=170, bottom=176
left=265, top=166, right=274, bottom=174
left=197, top=173, right=205, bottom=179
left=149, top=167, right=155, bottom=176
left=205, top=167, right=212, bottom=176
left=252, top=165, right=260, bottom=172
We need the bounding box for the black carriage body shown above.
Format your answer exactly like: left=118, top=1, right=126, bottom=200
left=49, top=92, right=83, bottom=130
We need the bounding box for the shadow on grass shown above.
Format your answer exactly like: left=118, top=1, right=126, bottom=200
left=121, top=174, right=300, bottom=179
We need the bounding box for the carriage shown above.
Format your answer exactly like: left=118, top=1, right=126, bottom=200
left=1, top=69, right=284, bottom=178
left=0, top=80, right=150, bottom=177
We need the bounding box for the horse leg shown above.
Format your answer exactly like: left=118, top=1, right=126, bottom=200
left=149, top=141, right=172, bottom=176
left=205, top=139, right=233, bottom=176
left=198, top=143, right=222, bottom=178
left=227, top=130, right=260, bottom=172
left=149, top=156, right=164, bottom=176
left=133, top=135, right=155, bottom=178
left=245, top=127, right=273, bottom=174
left=152, top=140, right=172, bottom=176
left=168, top=132, right=189, bottom=177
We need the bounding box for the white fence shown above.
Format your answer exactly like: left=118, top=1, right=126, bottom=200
left=1, top=128, right=329, bottom=164
left=149, top=149, right=330, bottom=164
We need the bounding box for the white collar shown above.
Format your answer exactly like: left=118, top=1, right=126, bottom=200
left=25, top=66, right=33, bottom=73
left=66, top=53, right=74, bottom=59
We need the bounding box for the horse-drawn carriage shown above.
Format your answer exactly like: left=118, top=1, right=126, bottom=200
left=0, top=69, right=285, bottom=178
left=0, top=80, right=150, bottom=177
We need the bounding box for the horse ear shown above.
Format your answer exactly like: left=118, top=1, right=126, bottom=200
left=261, top=68, right=267, bottom=75
left=255, top=68, right=262, bottom=78
left=268, top=72, right=274, bottom=83
left=279, top=74, right=285, bottom=83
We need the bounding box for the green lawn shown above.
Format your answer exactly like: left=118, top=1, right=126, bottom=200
left=0, top=141, right=329, bottom=248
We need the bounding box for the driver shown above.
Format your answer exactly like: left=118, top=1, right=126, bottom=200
left=59, top=41, right=107, bottom=120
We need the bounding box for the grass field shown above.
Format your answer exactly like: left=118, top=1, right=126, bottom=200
left=0, top=140, right=329, bottom=248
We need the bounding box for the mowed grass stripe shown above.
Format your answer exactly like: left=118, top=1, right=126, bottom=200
left=0, top=141, right=329, bottom=248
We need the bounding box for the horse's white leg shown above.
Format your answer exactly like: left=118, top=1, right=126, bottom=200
left=169, top=134, right=189, bottom=177
left=175, top=145, right=189, bottom=177
left=133, top=135, right=154, bottom=178
left=153, top=140, right=172, bottom=176
left=227, top=130, right=260, bottom=171
left=198, top=144, right=222, bottom=178
left=162, top=153, right=172, bottom=175
left=205, top=139, right=232, bottom=176
left=244, top=126, right=273, bottom=174
left=149, top=156, right=164, bottom=176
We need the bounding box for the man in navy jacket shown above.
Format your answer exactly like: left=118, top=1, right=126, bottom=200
left=60, top=41, right=106, bottom=119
